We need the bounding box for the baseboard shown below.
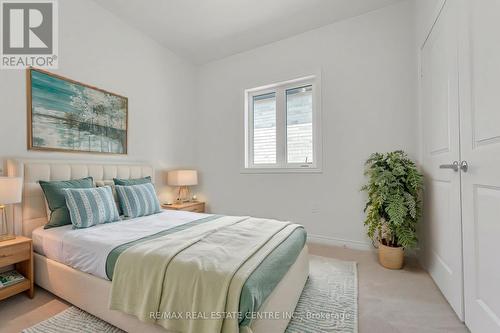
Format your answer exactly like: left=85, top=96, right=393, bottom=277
left=307, top=233, right=373, bottom=251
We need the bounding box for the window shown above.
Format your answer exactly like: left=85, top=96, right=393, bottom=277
left=245, top=76, right=321, bottom=172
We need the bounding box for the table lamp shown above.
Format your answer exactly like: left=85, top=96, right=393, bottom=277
left=167, top=170, right=198, bottom=203
left=0, top=177, right=23, bottom=241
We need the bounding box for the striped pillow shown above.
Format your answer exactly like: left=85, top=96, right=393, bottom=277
left=115, top=183, right=161, bottom=218
left=63, top=186, right=120, bottom=229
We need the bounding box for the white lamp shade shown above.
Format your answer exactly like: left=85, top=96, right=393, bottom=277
left=167, top=170, right=198, bottom=186
left=0, top=177, right=23, bottom=205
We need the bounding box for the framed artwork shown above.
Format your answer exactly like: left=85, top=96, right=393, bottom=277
left=27, top=68, right=128, bottom=154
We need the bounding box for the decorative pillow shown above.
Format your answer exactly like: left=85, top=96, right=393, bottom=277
left=111, top=177, right=151, bottom=215
left=96, top=180, right=120, bottom=213
left=63, top=186, right=120, bottom=229
left=39, top=177, right=94, bottom=229
left=115, top=183, right=161, bottom=218
left=113, top=176, right=151, bottom=186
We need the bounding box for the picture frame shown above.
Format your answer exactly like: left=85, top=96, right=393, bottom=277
left=26, top=68, right=128, bottom=154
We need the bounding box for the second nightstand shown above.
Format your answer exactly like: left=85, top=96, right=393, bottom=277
left=162, top=201, right=206, bottom=213
left=0, top=236, right=34, bottom=301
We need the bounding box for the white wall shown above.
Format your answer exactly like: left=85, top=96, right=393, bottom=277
left=415, top=0, right=446, bottom=48
left=0, top=0, right=197, bottom=202
left=0, top=0, right=419, bottom=248
left=194, top=1, right=418, bottom=249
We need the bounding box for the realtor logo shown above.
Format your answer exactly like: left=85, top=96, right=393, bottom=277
left=1, top=0, right=58, bottom=69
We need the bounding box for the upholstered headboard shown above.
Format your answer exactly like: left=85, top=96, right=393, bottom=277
left=6, top=159, right=154, bottom=237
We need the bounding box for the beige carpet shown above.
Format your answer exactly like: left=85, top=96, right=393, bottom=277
left=0, top=244, right=469, bottom=333
left=309, top=244, right=468, bottom=333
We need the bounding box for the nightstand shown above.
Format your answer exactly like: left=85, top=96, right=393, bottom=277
left=0, top=236, right=34, bottom=301
left=162, top=201, right=206, bottom=213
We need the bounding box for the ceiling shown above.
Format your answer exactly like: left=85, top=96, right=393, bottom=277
left=93, top=0, right=403, bottom=65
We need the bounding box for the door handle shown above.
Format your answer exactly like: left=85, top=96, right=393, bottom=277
left=440, top=161, right=459, bottom=172
left=460, top=160, right=468, bottom=172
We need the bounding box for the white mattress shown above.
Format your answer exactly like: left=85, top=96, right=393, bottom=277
left=32, top=210, right=210, bottom=280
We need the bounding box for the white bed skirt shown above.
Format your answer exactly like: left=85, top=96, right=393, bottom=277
left=34, top=246, right=309, bottom=333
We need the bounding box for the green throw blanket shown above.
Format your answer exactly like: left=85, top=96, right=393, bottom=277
left=109, top=215, right=303, bottom=333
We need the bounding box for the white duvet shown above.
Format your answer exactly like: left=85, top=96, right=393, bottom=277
left=32, top=210, right=210, bottom=280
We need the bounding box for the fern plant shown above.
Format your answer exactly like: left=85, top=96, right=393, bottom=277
left=361, top=151, right=423, bottom=249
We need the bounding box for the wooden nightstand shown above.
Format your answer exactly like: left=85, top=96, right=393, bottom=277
left=0, top=236, right=34, bottom=301
left=162, top=201, right=206, bottom=213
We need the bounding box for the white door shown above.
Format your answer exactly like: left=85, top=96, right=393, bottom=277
left=420, top=0, right=464, bottom=320
left=459, top=0, right=500, bottom=331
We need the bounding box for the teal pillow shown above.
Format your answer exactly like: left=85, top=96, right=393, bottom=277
left=112, top=177, right=151, bottom=215
left=63, top=186, right=120, bottom=229
left=39, top=177, right=94, bottom=229
left=115, top=183, right=161, bottom=218
left=113, top=176, right=151, bottom=186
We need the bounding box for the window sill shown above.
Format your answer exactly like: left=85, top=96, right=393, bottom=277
left=240, top=167, right=323, bottom=174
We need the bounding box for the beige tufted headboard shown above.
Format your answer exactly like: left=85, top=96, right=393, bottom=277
left=6, top=159, right=154, bottom=237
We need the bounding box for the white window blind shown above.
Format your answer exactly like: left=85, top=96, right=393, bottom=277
left=287, top=85, right=313, bottom=164
left=253, top=93, right=276, bottom=164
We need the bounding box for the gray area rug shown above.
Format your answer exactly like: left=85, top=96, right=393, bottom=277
left=23, top=256, right=357, bottom=333
left=22, top=306, right=123, bottom=333
left=286, top=256, right=358, bottom=333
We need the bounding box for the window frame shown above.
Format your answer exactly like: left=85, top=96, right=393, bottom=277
left=244, top=75, right=322, bottom=173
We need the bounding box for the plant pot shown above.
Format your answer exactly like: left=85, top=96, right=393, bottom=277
left=378, top=242, right=404, bottom=269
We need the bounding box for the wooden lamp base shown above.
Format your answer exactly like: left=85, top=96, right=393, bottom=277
left=176, top=186, right=192, bottom=203
left=0, top=205, right=15, bottom=242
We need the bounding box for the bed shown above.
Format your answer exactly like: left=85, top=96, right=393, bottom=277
left=7, top=159, right=309, bottom=333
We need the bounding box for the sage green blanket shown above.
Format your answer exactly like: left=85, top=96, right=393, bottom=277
left=109, top=215, right=303, bottom=333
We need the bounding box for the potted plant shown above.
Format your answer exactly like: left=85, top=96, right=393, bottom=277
left=361, top=151, right=423, bottom=269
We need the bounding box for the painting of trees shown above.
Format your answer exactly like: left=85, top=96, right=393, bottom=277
left=29, top=69, right=127, bottom=154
